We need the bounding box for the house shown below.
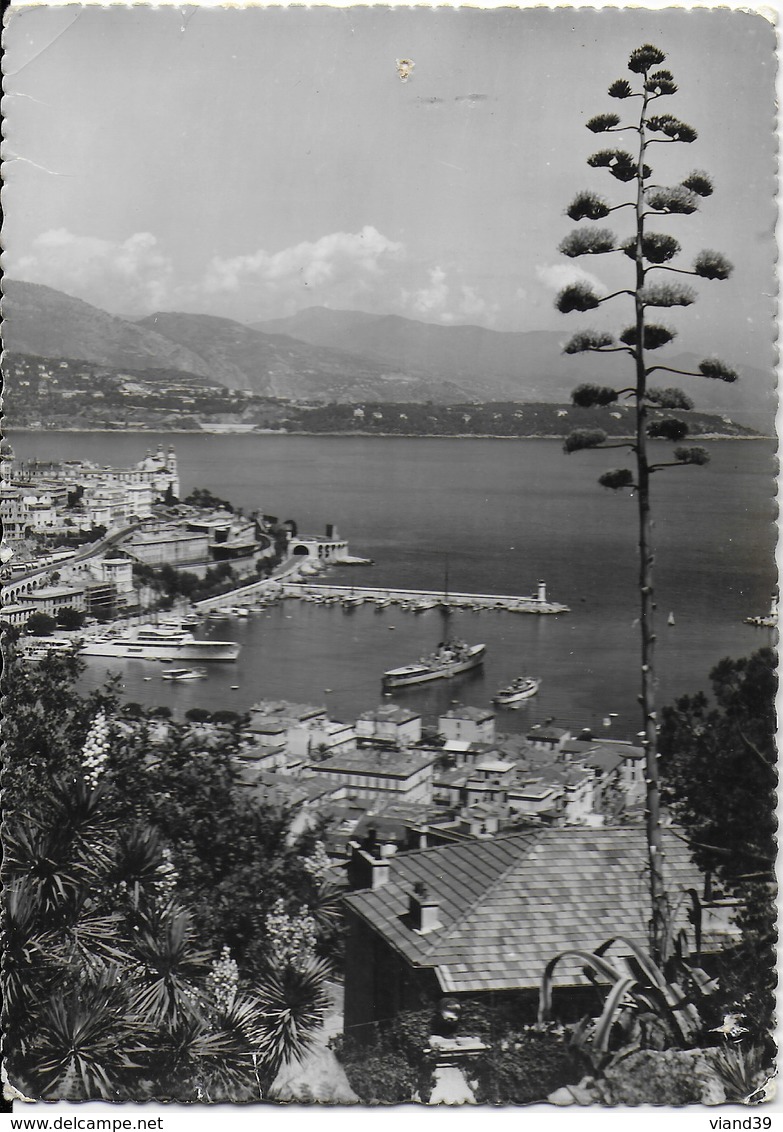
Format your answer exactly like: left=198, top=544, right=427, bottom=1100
left=525, top=724, right=572, bottom=752
left=356, top=705, right=422, bottom=748
left=28, top=584, right=86, bottom=616
left=288, top=718, right=356, bottom=760
left=306, top=748, right=435, bottom=805
left=506, top=779, right=563, bottom=819
left=438, top=706, right=496, bottom=745
left=342, top=827, right=715, bottom=1033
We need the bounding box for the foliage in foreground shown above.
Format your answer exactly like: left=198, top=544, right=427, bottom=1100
left=2, top=647, right=337, bottom=1100
left=659, top=648, right=777, bottom=1044
left=334, top=1005, right=582, bottom=1105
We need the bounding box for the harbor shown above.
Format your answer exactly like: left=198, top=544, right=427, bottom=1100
left=193, top=576, right=570, bottom=615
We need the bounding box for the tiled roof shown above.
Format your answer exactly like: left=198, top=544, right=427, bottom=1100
left=440, top=706, right=495, bottom=723
left=359, top=705, right=421, bottom=724
left=312, top=749, right=433, bottom=778
left=344, top=828, right=709, bottom=994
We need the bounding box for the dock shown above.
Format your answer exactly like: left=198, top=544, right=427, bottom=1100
left=278, top=581, right=569, bottom=614
left=191, top=564, right=568, bottom=616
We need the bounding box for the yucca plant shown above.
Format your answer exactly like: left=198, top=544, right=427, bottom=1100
left=152, top=1011, right=259, bottom=1102
left=129, top=904, right=212, bottom=1028
left=3, top=879, right=62, bottom=1023
left=252, top=956, right=332, bottom=1089
left=26, top=972, right=150, bottom=1100
left=710, top=1041, right=773, bottom=1104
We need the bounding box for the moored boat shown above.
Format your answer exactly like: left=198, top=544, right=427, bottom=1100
left=80, top=625, right=240, bottom=662
left=161, top=667, right=208, bottom=681
left=382, top=640, right=486, bottom=689
left=492, top=675, right=541, bottom=706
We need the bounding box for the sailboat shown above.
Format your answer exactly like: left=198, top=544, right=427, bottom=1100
left=381, top=560, right=486, bottom=689
left=667, top=612, right=676, bottom=627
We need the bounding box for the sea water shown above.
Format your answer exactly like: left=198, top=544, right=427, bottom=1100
left=9, top=432, right=776, bottom=737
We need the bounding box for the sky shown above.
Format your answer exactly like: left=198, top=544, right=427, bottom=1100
left=2, top=6, right=777, bottom=366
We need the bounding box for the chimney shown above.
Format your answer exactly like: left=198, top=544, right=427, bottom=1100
left=409, top=881, right=441, bottom=933
left=348, top=843, right=390, bottom=890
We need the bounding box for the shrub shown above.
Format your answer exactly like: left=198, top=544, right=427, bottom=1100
left=470, top=1029, right=584, bottom=1105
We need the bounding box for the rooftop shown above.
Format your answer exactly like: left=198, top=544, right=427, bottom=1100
left=526, top=726, right=570, bottom=742
left=359, top=705, right=422, bottom=725
left=311, top=749, right=434, bottom=779
left=440, top=706, right=495, bottom=723
left=249, top=699, right=326, bottom=722
left=344, top=827, right=709, bottom=993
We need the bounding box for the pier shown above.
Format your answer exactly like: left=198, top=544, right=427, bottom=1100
left=191, top=566, right=568, bottom=615
left=279, top=580, right=569, bottom=614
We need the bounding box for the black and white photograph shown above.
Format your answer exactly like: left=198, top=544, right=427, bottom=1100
left=1, top=2, right=778, bottom=1114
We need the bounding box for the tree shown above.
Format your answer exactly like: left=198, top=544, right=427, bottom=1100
left=56, top=606, right=85, bottom=631
left=25, top=611, right=57, bottom=636
left=556, top=44, right=736, bottom=960
left=162, top=481, right=179, bottom=507
left=658, top=649, right=776, bottom=1040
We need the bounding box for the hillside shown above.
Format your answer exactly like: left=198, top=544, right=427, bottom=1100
left=136, top=311, right=467, bottom=401
left=276, top=399, right=758, bottom=439
left=2, top=281, right=773, bottom=426
left=257, top=307, right=776, bottom=429
left=1, top=280, right=212, bottom=379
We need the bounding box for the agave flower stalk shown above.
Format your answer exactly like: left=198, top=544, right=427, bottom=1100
left=557, top=43, right=736, bottom=961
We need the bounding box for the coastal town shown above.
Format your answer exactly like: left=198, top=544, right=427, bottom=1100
left=2, top=11, right=777, bottom=1112
left=3, top=437, right=761, bottom=1104
left=2, top=441, right=626, bottom=838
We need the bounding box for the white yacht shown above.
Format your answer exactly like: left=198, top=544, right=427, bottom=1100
left=80, top=624, right=240, bottom=662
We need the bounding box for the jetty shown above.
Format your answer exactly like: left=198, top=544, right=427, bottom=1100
left=279, top=579, right=568, bottom=614
left=191, top=565, right=568, bottom=616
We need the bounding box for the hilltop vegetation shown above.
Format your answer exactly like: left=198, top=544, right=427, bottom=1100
left=2, top=352, right=759, bottom=438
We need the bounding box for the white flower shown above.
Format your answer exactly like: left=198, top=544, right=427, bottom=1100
left=264, top=898, right=317, bottom=968
left=81, top=711, right=110, bottom=787
left=208, top=945, right=239, bottom=1012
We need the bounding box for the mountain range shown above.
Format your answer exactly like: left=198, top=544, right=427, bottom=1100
left=2, top=280, right=775, bottom=428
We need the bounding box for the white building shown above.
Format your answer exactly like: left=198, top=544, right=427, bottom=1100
left=356, top=705, right=422, bottom=748
left=438, top=706, right=496, bottom=745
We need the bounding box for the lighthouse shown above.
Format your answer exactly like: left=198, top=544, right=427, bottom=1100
left=537, top=580, right=547, bottom=603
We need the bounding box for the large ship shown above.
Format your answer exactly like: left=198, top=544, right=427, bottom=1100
left=381, top=562, right=486, bottom=689
left=79, top=625, right=240, bottom=662
left=382, top=639, right=486, bottom=689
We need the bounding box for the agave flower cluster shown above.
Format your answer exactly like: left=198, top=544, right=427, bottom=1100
left=81, top=711, right=110, bottom=788
left=264, top=898, right=317, bottom=968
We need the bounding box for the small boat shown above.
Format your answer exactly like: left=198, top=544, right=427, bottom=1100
left=492, top=676, right=541, bottom=706
left=161, top=667, right=207, bottom=682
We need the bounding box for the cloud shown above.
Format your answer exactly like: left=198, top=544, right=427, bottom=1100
left=459, top=284, right=499, bottom=323
left=404, top=266, right=449, bottom=316
left=536, top=263, right=605, bottom=293
left=204, top=226, right=404, bottom=312
left=16, top=229, right=175, bottom=315
left=401, top=268, right=499, bottom=325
